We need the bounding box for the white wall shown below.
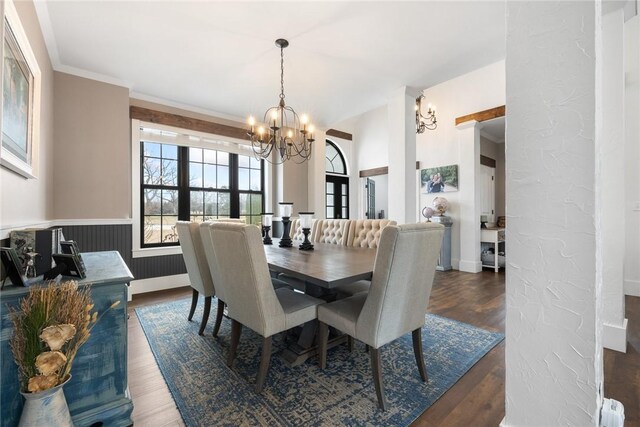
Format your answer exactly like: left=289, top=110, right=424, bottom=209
left=624, top=15, right=640, bottom=297
left=504, top=1, right=602, bottom=425
left=418, top=61, right=505, bottom=268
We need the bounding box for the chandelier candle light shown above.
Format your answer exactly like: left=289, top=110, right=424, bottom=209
left=261, top=213, right=273, bottom=245
left=298, top=212, right=315, bottom=251
left=415, top=94, right=437, bottom=133
left=247, top=39, right=315, bottom=164
left=279, top=202, right=294, bottom=248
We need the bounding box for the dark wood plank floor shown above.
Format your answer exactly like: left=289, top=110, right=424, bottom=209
left=127, top=270, right=640, bottom=426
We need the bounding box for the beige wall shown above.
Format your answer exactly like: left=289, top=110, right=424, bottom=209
left=53, top=72, right=130, bottom=219
left=1, top=0, right=54, bottom=230
left=283, top=161, right=308, bottom=214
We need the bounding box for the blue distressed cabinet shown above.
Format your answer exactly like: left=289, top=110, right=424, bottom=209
left=0, top=251, right=134, bottom=427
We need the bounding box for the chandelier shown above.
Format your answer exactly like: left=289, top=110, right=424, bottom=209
left=247, top=39, right=314, bottom=164
left=415, top=94, right=437, bottom=133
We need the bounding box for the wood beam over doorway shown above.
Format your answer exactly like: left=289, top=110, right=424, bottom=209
left=455, top=105, right=505, bottom=126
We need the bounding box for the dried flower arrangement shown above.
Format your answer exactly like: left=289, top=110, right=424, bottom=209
left=9, top=281, right=120, bottom=393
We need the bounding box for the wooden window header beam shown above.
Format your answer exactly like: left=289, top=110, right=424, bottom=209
left=130, top=106, right=248, bottom=141
left=326, top=129, right=353, bottom=141
left=359, top=162, right=421, bottom=178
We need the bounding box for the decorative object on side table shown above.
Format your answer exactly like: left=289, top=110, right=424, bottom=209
left=432, top=196, right=449, bottom=216
left=497, top=216, right=506, bottom=228
left=421, top=206, right=435, bottom=222
left=298, top=212, right=315, bottom=251
left=262, top=213, right=273, bottom=245
left=9, top=281, right=120, bottom=427
left=279, top=202, right=293, bottom=248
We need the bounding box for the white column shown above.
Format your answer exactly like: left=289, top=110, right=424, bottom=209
left=503, top=1, right=603, bottom=426
left=456, top=120, right=482, bottom=273
left=624, top=15, right=640, bottom=298
left=600, top=9, right=627, bottom=352
left=271, top=154, right=284, bottom=211
left=387, top=86, right=417, bottom=224
left=307, top=130, right=326, bottom=218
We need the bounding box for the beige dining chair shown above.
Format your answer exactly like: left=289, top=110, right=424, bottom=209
left=317, top=222, right=444, bottom=410
left=176, top=221, right=217, bottom=336
left=176, top=218, right=244, bottom=336
left=334, top=219, right=398, bottom=297
left=311, top=219, right=351, bottom=245
left=208, top=222, right=324, bottom=393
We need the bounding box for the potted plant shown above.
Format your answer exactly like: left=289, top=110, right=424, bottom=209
left=9, top=281, right=119, bottom=426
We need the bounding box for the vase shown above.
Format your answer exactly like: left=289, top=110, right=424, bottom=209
left=19, top=376, right=73, bottom=427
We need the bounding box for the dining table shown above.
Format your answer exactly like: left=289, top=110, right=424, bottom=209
left=263, top=238, right=377, bottom=366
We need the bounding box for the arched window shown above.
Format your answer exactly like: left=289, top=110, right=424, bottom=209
left=325, top=140, right=347, bottom=175
left=325, top=140, right=349, bottom=219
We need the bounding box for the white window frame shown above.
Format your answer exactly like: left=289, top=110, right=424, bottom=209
left=131, top=119, right=272, bottom=258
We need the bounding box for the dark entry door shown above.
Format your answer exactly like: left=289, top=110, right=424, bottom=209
left=326, top=175, right=349, bottom=219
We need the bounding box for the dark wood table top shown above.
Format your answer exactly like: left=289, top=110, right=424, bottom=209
left=264, top=239, right=376, bottom=289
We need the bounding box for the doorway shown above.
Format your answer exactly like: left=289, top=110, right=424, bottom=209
left=326, top=175, right=349, bottom=219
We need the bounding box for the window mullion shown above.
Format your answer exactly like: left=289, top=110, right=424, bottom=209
left=178, top=146, right=190, bottom=220
left=230, top=154, right=240, bottom=218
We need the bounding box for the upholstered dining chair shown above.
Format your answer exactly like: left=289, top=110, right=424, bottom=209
left=334, top=219, right=398, bottom=297
left=311, top=219, right=351, bottom=245
left=192, top=218, right=245, bottom=337
left=176, top=221, right=218, bottom=336
left=317, top=223, right=444, bottom=410
left=208, top=222, right=324, bottom=393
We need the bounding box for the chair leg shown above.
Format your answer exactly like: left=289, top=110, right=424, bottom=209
left=347, top=335, right=354, bottom=353
left=370, top=347, right=387, bottom=411
left=188, top=289, right=198, bottom=321
left=198, top=296, right=212, bottom=336
left=227, top=319, right=242, bottom=367
left=212, top=299, right=225, bottom=338
left=412, top=328, right=429, bottom=383
left=318, top=321, right=329, bottom=369
left=255, top=336, right=273, bottom=393
left=365, top=344, right=369, bottom=353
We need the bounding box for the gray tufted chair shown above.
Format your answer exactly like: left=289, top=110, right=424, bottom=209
left=317, top=223, right=444, bottom=410
left=208, top=223, right=324, bottom=393
left=311, top=219, right=351, bottom=245
left=334, top=219, right=398, bottom=297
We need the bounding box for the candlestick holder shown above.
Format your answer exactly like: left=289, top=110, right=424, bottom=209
left=279, top=217, right=293, bottom=248
left=298, top=228, right=314, bottom=251
left=263, top=225, right=273, bottom=245
left=261, top=212, right=274, bottom=245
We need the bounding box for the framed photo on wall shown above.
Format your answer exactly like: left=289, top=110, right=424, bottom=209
left=420, top=164, right=458, bottom=194
left=1, top=0, right=41, bottom=179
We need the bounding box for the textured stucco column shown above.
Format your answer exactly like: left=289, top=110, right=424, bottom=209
left=272, top=156, right=284, bottom=212
left=307, top=130, right=326, bottom=218
left=456, top=120, right=482, bottom=273
left=600, top=9, right=627, bottom=352
left=387, top=86, right=418, bottom=224
left=504, top=1, right=603, bottom=426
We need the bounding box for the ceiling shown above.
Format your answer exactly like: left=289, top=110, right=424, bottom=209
left=35, top=1, right=506, bottom=127
left=481, top=116, right=505, bottom=144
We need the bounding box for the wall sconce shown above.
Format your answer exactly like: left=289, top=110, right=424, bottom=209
left=416, top=94, right=437, bottom=133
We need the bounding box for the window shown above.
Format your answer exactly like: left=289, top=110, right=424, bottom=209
left=139, top=139, right=264, bottom=248
left=325, top=140, right=349, bottom=219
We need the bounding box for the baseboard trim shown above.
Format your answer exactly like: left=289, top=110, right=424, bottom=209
left=603, top=319, right=628, bottom=353
left=624, top=279, right=640, bottom=297
left=129, top=273, right=189, bottom=299
left=458, top=259, right=482, bottom=273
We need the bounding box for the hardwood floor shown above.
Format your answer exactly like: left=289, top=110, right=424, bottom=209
left=126, top=271, right=640, bottom=426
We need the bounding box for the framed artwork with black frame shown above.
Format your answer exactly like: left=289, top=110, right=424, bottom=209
left=1, top=247, right=26, bottom=288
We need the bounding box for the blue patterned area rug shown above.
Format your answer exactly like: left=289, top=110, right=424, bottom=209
left=135, top=298, right=503, bottom=426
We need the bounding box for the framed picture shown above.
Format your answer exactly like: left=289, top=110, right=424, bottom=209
left=420, top=164, right=458, bottom=193
left=1, top=0, right=41, bottom=179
